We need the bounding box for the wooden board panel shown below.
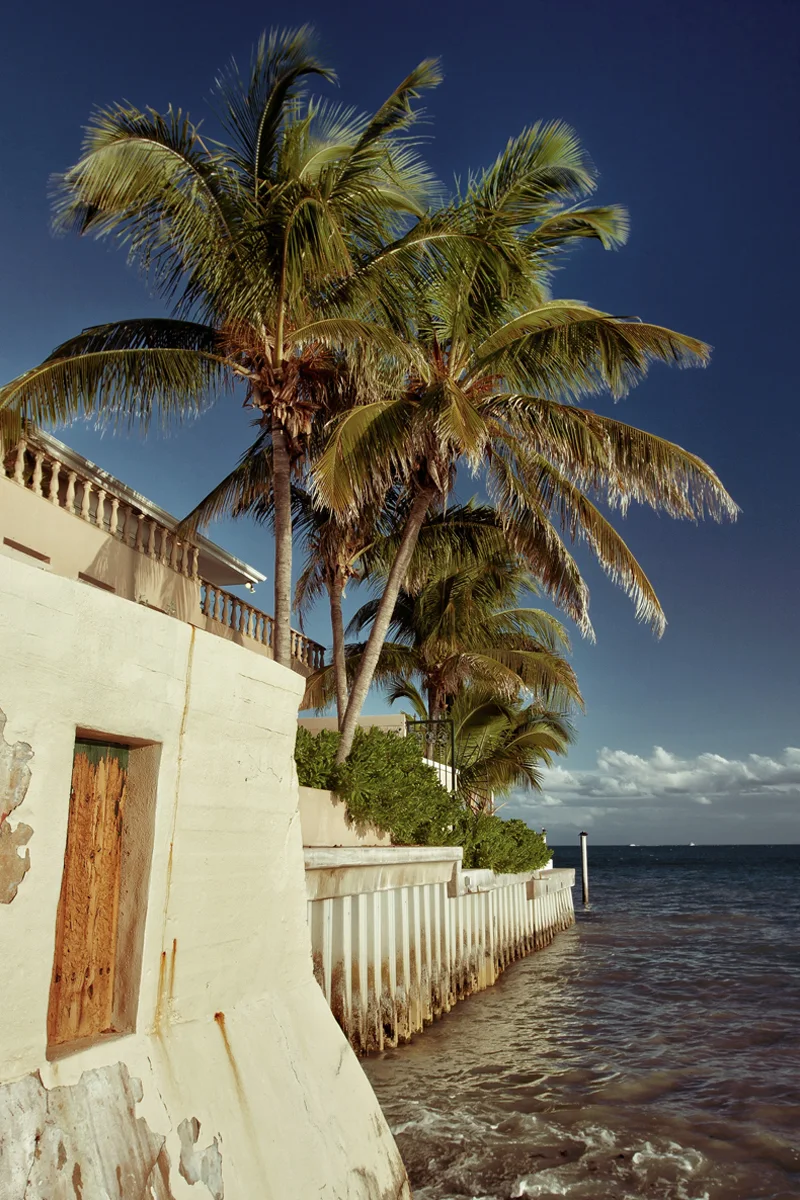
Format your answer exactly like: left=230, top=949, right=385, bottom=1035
left=47, top=742, right=129, bottom=1048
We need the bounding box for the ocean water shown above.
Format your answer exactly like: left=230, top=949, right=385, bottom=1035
left=362, top=845, right=800, bottom=1200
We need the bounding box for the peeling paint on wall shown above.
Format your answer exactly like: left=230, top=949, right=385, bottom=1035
left=178, top=1118, right=224, bottom=1199
left=0, top=706, right=34, bottom=903
left=0, top=1063, right=174, bottom=1199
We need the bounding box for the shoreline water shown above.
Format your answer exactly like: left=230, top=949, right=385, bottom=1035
left=363, top=845, right=800, bottom=1200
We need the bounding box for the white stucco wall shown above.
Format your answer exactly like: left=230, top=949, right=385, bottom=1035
left=298, top=786, right=393, bottom=848
left=0, top=555, right=410, bottom=1199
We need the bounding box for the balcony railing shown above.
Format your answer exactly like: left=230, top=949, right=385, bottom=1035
left=200, top=583, right=326, bottom=670
left=2, top=435, right=326, bottom=672
left=5, top=436, right=201, bottom=577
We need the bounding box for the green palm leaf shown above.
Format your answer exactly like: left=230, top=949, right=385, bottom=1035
left=214, top=27, right=335, bottom=191
left=0, top=347, right=227, bottom=439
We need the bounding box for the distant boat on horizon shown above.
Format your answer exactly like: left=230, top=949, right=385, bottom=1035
left=629, top=843, right=636, bottom=847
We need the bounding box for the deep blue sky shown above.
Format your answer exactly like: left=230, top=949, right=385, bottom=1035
left=2, top=0, right=798, bottom=839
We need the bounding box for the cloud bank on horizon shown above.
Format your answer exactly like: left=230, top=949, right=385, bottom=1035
left=506, top=746, right=800, bottom=844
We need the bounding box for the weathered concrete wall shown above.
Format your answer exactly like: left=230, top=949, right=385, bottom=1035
left=299, top=786, right=393, bottom=848
left=305, top=847, right=575, bottom=1054
left=0, top=555, right=410, bottom=1199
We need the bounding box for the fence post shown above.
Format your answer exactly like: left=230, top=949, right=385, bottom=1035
left=579, top=831, right=589, bottom=906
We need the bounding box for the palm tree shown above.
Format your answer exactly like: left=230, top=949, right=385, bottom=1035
left=297, top=499, right=587, bottom=719
left=0, top=29, right=442, bottom=667
left=315, top=122, right=739, bottom=759
left=449, top=688, right=574, bottom=813
left=176, top=346, right=412, bottom=720
left=336, top=516, right=583, bottom=720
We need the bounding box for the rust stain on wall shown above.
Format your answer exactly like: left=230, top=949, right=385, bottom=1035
left=0, top=706, right=34, bottom=903
left=0, top=1062, right=174, bottom=1198
left=168, top=938, right=178, bottom=1001
left=178, top=1117, right=224, bottom=1199
left=213, top=1013, right=246, bottom=1109
left=154, top=949, right=169, bottom=1031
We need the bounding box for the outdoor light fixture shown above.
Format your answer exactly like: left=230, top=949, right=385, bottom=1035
left=245, top=582, right=255, bottom=593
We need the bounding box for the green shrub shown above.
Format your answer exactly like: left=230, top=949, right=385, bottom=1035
left=452, top=810, right=553, bottom=873
left=295, top=726, right=552, bottom=873
left=295, top=726, right=340, bottom=789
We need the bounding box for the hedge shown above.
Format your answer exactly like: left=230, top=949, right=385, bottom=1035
left=295, top=726, right=552, bottom=873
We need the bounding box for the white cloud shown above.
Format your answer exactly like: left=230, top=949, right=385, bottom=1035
left=505, top=746, right=800, bottom=841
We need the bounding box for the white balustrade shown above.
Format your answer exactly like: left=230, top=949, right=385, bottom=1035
left=198, top=580, right=318, bottom=666
left=48, top=462, right=60, bottom=505
left=13, top=440, right=26, bottom=484
left=118, top=504, right=130, bottom=544
left=80, top=481, right=92, bottom=521
left=32, top=451, right=44, bottom=496
left=6, top=435, right=325, bottom=668
left=65, top=472, right=77, bottom=514
left=109, top=497, right=119, bottom=538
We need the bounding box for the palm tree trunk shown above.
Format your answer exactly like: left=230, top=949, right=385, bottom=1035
left=329, top=574, right=348, bottom=729
left=271, top=419, right=293, bottom=668
left=429, top=683, right=446, bottom=722
left=335, top=486, right=436, bottom=764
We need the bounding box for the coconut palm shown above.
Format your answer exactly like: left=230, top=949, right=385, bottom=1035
left=449, top=688, right=574, bottom=812
left=297, top=498, right=586, bottom=717
left=0, top=28, right=443, bottom=667
left=340, top=526, right=583, bottom=720
left=315, top=122, right=739, bottom=759
left=176, top=345, right=412, bottom=719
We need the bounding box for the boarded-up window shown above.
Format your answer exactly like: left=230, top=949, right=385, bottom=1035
left=47, top=738, right=157, bottom=1056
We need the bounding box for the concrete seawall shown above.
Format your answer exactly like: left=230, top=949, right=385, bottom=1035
left=0, top=557, right=411, bottom=1199
left=305, top=846, right=575, bottom=1053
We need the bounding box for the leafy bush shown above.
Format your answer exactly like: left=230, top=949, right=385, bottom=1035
left=452, top=810, right=553, bottom=873
left=296, top=726, right=459, bottom=844
left=295, top=726, right=552, bottom=873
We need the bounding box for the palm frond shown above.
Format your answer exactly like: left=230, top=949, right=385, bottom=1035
left=313, top=396, right=419, bottom=513
left=46, top=317, right=219, bottom=356
left=495, top=396, right=739, bottom=521
left=492, top=445, right=666, bottom=634
left=472, top=302, right=710, bottom=399
left=386, top=678, right=429, bottom=720
left=480, top=468, right=594, bottom=636
left=525, top=204, right=629, bottom=253
left=0, top=342, right=228, bottom=439
left=215, top=27, right=335, bottom=190
left=301, top=662, right=338, bottom=711
left=452, top=686, right=574, bottom=805
left=52, top=105, right=246, bottom=317
left=286, top=317, right=421, bottom=371
left=468, top=122, right=596, bottom=229
left=177, top=428, right=273, bottom=537
left=331, top=59, right=442, bottom=218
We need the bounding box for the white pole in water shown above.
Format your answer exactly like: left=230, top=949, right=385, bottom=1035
left=580, top=831, right=589, bottom=906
